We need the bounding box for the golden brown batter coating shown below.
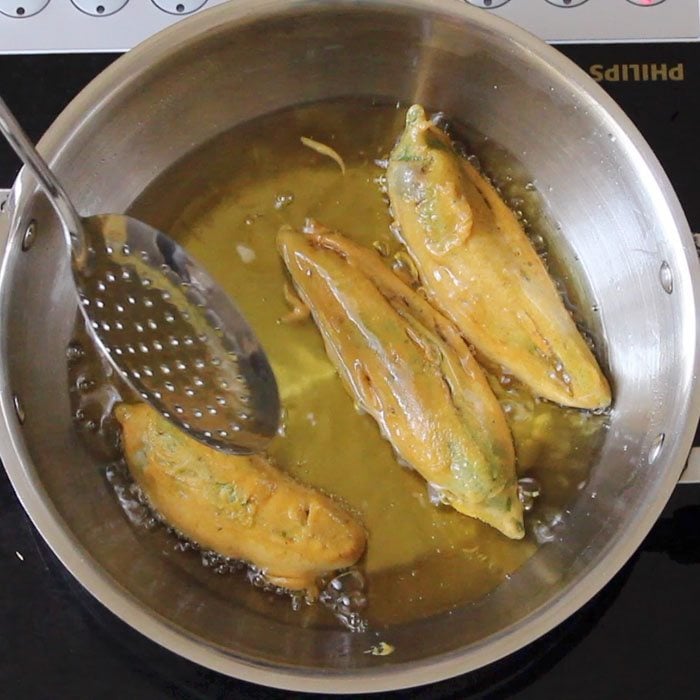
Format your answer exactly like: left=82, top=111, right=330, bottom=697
left=278, top=223, right=523, bottom=539
left=116, top=403, right=366, bottom=594
left=387, top=105, right=611, bottom=410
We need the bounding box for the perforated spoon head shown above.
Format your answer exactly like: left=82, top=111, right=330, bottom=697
left=75, top=214, right=280, bottom=454
left=0, top=95, right=278, bottom=452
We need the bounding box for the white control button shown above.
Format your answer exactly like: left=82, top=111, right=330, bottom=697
left=71, top=0, right=129, bottom=16
left=627, top=0, right=667, bottom=6
left=466, top=1, right=512, bottom=8
left=0, top=0, right=49, bottom=18
left=151, top=0, right=208, bottom=15
left=546, top=0, right=590, bottom=7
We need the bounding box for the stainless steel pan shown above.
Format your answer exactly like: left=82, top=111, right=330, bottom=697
left=0, top=0, right=698, bottom=693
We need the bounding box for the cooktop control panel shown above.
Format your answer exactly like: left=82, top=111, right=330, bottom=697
left=479, top=0, right=700, bottom=42
left=0, top=0, right=698, bottom=53
left=0, top=0, right=230, bottom=52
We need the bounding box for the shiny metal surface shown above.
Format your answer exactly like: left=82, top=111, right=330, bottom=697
left=0, top=97, right=279, bottom=452
left=0, top=0, right=698, bottom=693
left=0, top=96, right=84, bottom=256
left=76, top=215, right=280, bottom=453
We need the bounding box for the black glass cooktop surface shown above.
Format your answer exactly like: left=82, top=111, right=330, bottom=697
left=1, top=44, right=699, bottom=699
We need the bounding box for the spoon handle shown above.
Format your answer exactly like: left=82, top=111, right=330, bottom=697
left=0, top=95, right=84, bottom=255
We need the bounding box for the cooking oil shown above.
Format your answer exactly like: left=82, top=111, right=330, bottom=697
left=69, top=98, right=608, bottom=629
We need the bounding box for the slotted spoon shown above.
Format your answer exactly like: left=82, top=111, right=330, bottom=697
left=0, top=95, right=280, bottom=454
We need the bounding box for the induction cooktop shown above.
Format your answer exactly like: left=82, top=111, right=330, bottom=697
left=0, top=0, right=698, bottom=48
left=1, top=2, right=699, bottom=699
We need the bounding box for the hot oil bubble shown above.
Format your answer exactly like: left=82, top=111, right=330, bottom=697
left=429, top=111, right=448, bottom=129
left=533, top=519, right=556, bottom=544
left=66, top=341, right=85, bottom=362
left=392, top=251, right=419, bottom=287
left=320, top=569, right=368, bottom=632
left=531, top=233, right=547, bottom=255
left=200, top=550, right=244, bottom=575
left=373, top=174, right=388, bottom=193
left=467, top=154, right=481, bottom=170
left=77, top=376, right=96, bottom=393
left=531, top=504, right=567, bottom=544
left=274, top=192, right=295, bottom=210
left=499, top=372, right=513, bottom=387
left=105, top=462, right=158, bottom=529
left=517, top=477, right=541, bottom=512
left=290, top=594, right=303, bottom=612
left=427, top=482, right=451, bottom=507
left=245, top=567, right=285, bottom=594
